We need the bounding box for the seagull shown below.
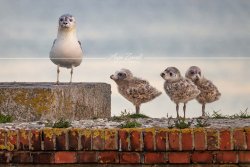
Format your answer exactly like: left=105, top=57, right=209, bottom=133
left=110, top=68, right=161, bottom=114
left=161, top=67, right=200, bottom=119
left=50, top=14, right=83, bottom=84
left=185, top=66, right=221, bottom=117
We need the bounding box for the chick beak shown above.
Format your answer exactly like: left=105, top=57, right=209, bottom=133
left=160, top=73, right=165, bottom=78
left=110, top=75, right=114, bottom=80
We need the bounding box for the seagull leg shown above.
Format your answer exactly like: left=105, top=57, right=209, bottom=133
left=56, top=65, right=60, bottom=84
left=136, top=105, right=140, bottom=114
left=70, top=66, right=73, bottom=83
left=176, top=103, right=179, bottom=119
left=202, top=104, right=206, bottom=116
left=183, top=103, right=186, bottom=119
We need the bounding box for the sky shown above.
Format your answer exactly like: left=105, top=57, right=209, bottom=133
left=0, top=0, right=249, bottom=118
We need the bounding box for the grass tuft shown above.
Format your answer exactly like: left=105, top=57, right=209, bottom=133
left=0, top=113, right=13, bottom=123
left=174, top=118, right=192, bottom=129
left=120, top=121, right=142, bottom=128
left=52, top=119, right=71, bottom=128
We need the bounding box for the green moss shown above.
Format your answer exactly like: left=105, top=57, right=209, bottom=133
left=13, top=88, right=55, bottom=114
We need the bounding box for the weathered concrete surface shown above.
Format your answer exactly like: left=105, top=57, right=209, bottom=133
left=0, top=82, right=111, bottom=121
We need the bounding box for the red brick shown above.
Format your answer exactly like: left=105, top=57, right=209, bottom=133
left=130, top=130, right=142, bottom=151
left=216, top=151, right=238, bottom=163
left=104, top=129, right=118, bottom=150
left=0, top=152, right=11, bottom=163
left=144, top=152, right=166, bottom=164
left=191, top=152, right=213, bottom=163
left=169, top=152, right=190, bottom=163
left=194, top=129, right=206, bottom=150
left=80, top=129, right=92, bottom=150
left=68, top=129, right=79, bottom=150
left=12, top=152, right=32, bottom=163
left=220, top=129, right=232, bottom=150
left=55, top=129, right=67, bottom=150
left=155, top=130, right=167, bottom=151
left=120, top=152, right=140, bottom=164
left=143, top=130, right=155, bottom=151
left=30, top=130, right=41, bottom=150
left=6, top=130, right=18, bottom=151
left=18, top=130, right=30, bottom=150
left=98, top=151, right=119, bottom=163
left=0, top=129, right=6, bottom=147
left=43, top=129, right=54, bottom=150
left=54, top=152, right=77, bottom=163
left=239, top=151, right=250, bottom=163
left=181, top=129, right=193, bottom=150
left=233, top=129, right=247, bottom=150
left=33, top=152, right=54, bottom=164
left=246, top=129, right=250, bottom=150
left=168, top=130, right=180, bottom=150
left=119, top=130, right=130, bottom=151
left=92, top=129, right=104, bottom=150
left=207, top=129, right=218, bottom=150
left=78, top=151, right=97, bottom=163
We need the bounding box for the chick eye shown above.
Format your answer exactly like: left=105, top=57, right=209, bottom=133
left=169, top=72, right=173, bottom=77
left=190, top=71, right=195, bottom=75
left=118, top=73, right=123, bottom=76
left=69, top=19, right=73, bottom=22
left=198, top=71, right=201, bottom=75
left=60, top=18, right=63, bottom=22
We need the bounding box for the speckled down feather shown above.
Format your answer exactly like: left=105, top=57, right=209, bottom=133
left=164, top=77, right=200, bottom=104
left=118, top=77, right=162, bottom=106
left=195, top=78, right=221, bottom=104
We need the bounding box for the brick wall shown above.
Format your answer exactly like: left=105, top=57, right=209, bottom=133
left=0, top=128, right=250, bottom=165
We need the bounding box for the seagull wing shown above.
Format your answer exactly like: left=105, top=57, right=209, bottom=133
left=78, top=41, right=83, bottom=51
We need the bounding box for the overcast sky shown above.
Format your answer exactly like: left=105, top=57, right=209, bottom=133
left=1, top=0, right=250, bottom=58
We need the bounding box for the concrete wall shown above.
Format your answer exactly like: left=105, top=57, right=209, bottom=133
left=0, top=82, right=111, bottom=121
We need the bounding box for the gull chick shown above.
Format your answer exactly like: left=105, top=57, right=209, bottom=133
left=110, top=69, right=161, bottom=114
left=185, top=66, right=221, bottom=117
left=50, top=14, right=83, bottom=84
left=161, top=67, right=200, bottom=118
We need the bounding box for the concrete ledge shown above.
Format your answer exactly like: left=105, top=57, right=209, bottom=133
left=0, top=82, right=111, bottom=121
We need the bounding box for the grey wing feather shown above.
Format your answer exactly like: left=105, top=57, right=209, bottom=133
left=52, top=39, right=56, bottom=47
left=78, top=41, right=83, bottom=50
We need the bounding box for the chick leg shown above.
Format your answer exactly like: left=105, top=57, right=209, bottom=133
left=202, top=104, right=206, bottom=116
left=183, top=103, right=186, bottom=119
left=176, top=103, right=179, bottom=119
left=70, top=66, right=73, bottom=83
left=136, top=105, right=140, bottom=114
left=56, top=65, right=60, bottom=84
